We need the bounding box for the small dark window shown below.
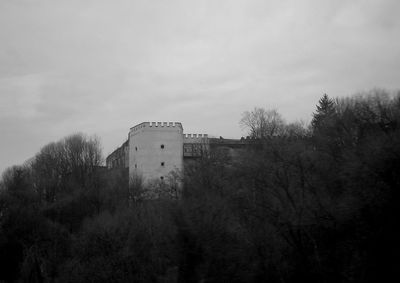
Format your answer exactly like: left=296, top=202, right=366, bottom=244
left=135, top=164, right=137, bottom=168
left=160, top=176, right=164, bottom=180
left=161, top=144, right=165, bottom=149
left=135, top=146, right=138, bottom=151
left=161, top=162, right=165, bottom=166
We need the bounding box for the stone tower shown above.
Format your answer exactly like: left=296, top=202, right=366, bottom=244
left=128, top=122, right=183, bottom=182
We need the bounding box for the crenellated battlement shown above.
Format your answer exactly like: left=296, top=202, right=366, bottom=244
left=149, top=122, right=182, bottom=128
left=130, top=122, right=183, bottom=132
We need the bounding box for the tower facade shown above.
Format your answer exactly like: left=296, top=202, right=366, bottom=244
left=129, top=122, right=183, bottom=182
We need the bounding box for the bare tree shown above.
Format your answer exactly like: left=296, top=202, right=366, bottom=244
left=283, top=120, right=310, bottom=138
left=129, top=172, right=145, bottom=203
left=240, top=107, right=285, bottom=138
left=31, top=133, right=103, bottom=202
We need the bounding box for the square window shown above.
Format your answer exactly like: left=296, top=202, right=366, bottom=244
left=160, top=176, right=164, bottom=180
left=161, top=144, right=165, bottom=149
left=161, top=162, right=165, bottom=166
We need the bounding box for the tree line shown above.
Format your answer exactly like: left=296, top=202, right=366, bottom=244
left=0, top=89, right=399, bottom=282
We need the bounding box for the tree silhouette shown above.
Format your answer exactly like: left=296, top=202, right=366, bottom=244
left=311, top=94, right=336, bottom=130
left=240, top=107, right=285, bottom=139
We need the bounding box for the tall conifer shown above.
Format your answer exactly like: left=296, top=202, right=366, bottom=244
left=311, top=93, right=336, bottom=130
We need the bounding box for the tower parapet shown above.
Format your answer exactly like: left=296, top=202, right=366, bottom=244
left=149, top=122, right=182, bottom=128
left=130, top=122, right=183, bottom=137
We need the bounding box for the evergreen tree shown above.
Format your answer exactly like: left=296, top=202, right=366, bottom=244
left=311, top=94, right=336, bottom=130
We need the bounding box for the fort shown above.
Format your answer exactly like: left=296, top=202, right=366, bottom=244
left=106, top=122, right=253, bottom=183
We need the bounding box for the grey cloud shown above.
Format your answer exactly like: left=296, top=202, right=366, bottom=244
left=1, top=0, right=400, bottom=175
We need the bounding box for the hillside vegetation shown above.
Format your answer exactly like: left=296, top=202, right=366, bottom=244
left=1, top=90, right=399, bottom=282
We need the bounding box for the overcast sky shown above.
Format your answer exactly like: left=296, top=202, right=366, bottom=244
left=1, top=0, right=399, bottom=174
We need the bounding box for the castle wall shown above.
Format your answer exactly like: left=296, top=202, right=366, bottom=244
left=106, top=140, right=129, bottom=169
left=105, top=122, right=259, bottom=198
left=183, top=134, right=209, bottom=158
left=129, top=122, right=183, bottom=182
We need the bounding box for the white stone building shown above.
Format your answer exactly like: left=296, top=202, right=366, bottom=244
left=129, top=122, right=185, bottom=182
left=107, top=122, right=209, bottom=183
left=106, top=121, right=248, bottom=186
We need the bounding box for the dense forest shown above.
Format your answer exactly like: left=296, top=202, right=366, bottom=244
left=1, top=90, right=399, bottom=282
